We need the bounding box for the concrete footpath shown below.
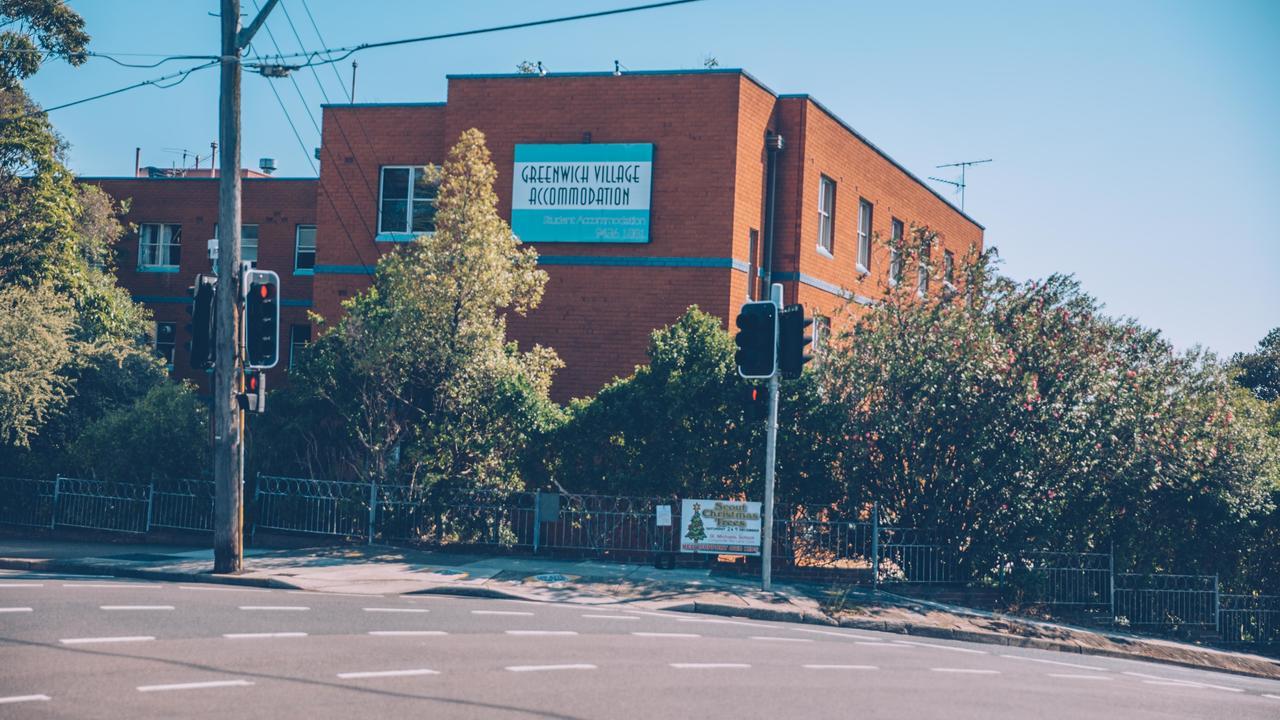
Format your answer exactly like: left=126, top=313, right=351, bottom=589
left=2, top=535, right=1277, bottom=680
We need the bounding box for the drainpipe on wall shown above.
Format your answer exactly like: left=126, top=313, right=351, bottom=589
left=762, top=131, right=784, bottom=298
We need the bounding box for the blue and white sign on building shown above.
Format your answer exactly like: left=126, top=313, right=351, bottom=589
left=511, top=143, right=653, bottom=243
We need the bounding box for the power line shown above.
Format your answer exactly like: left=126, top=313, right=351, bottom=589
left=34, top=60, right=219, bottom=115
left=297, top=0, right=349, bottom=101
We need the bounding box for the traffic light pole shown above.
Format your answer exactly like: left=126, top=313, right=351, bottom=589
left=762, top=282, right=782, bottom=592
left=214, top=0, right=277, bottom=574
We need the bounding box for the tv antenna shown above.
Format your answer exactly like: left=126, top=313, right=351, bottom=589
left=928, top=158, right=991, bottom=211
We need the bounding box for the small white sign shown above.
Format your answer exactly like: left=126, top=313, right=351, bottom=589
left=655, top=505, right=672, bottom=527
left=679, top=499, right=762, bottom=556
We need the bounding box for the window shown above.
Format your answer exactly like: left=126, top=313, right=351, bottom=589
left=856, top=198, right=873, bottom=274
left=212, top=224, right=260, bottom=264
left=289, top=324, right=311, bottom=369
left=889, top=218, right=904, bottom=286
left=813, top=315, right=831, bottom=357
left=295, top=225, right=316, bottom=273
left=817, top=176, right=835, bottom=256
left=153, top=322, right=176, bottom=368
left=378, top=166, right=438, bottom=236
left=917, top=239, right=932, bottom=297
left=944, top=250, right=956, bottom=288
left=138, top=223, right=181, bottom=270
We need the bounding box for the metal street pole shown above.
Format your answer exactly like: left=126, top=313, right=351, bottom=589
left=761, top=282, right=782, bottom=591
left=214, top=0, right=278, bottom=574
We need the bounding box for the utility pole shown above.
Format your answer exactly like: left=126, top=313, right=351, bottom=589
left=761, top=282, right=782, bottom=591
left=214, top=0, right=278, bottom=574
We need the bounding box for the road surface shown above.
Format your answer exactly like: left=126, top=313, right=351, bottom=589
left=1, top=569, right=1277, bottom=719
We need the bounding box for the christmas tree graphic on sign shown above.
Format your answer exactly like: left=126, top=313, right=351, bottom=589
left=685, top=503, right=707, bottom=543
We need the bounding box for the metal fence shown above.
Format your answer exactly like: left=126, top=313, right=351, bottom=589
left=1219, top=594, right=1280, bottom=647
left=1114, top=572, right=1219, bottom=629
left=1015, top=550, right=1113, bottom=607
left=878, top=526, right=954, bottom=583
left=0, top=476, right=55, bottom=529
left=253, top=475, right=373, bottom=539
left=151, top=479, right=217, bottom=533
left=51, top=477, right=152, bottom=535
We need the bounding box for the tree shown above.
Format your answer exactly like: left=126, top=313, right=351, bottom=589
left=0, top=0, right=88, bottom=89
left=0, top=284, right=73, bottom=446
left=267, top=129, right=561, bottom=492
left=1232, top=327, right=1280, bottom=403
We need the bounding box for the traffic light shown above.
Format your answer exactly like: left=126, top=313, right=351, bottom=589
left=238, top=370, right=266, bottom=413
left=735, top=300, right=777, bottom=379
left=745, top=383, right=769, bottom=422
left=778, top=303, right=814, bottom=378
left=243, top=269, right=280, bottom=370
left=187, top=274, right=217, bottom=369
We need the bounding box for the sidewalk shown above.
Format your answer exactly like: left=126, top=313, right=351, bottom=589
left=1, top=535, right=1277, bottom=680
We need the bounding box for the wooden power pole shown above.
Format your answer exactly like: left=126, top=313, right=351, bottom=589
left=214, top=0, right=278, bottom=574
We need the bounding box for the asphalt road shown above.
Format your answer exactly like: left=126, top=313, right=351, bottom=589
left=1, top=570, right=1277, bottom=719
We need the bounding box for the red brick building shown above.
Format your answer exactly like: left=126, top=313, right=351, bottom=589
left=89, top=68, right=983, bottom=401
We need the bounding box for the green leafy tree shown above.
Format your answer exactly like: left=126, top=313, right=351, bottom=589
left=64, top=382, right=209, bottom=483
left=265, top=129, right=561, bottom=491
left=0, top=284, right=73, bottom=446
left=1232, top=327, right=1280, bottom=403
left=0, top=0, right=88, bottom=89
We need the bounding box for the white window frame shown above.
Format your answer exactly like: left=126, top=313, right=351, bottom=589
left=816, top=175, right=835, bottom=257
left=294, top=225, right=317, bottom=274
left=377, top=165, right=438, bottom=239
left=856, top=198, right=872, bottom=275
left=213, top=224, right=260, bottom=264
left=889, top=218, right=904, bottom=287
left=137, top=223, right=181, bottom=271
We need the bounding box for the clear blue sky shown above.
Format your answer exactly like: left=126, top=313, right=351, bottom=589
left=32, top=1, right=1280, bottom=357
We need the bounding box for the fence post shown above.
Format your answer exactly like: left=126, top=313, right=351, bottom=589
left=532, top=492, right=542, bottom=553
left=50, top=476, right=61, bottom=530
left=871, top=502, right=880, bottom=591
left=367, top=480, right=377, bottom=545
left=1213, top=573, right=1220, bottom=634
left=145, top=482, right=155, bottom=534
left=1108, top=540, right=1115, bottom=622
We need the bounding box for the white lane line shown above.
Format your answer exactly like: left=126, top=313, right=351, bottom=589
left=676, top=618, right=770, bottom=629
left=855, top=641, right=908, bottom=647
left=1049, top=674, right=1112, bottom=681
left=0, top=694, right=51, bottom=704
left=223, top=632, right=308, bottom=639
left=631, top=632, right=699, bottom=638
left=1143, top=680, right=1205, bottom=689
left=100, top=605, right=175, bottom=611
left=582, top=614, right=638, bottom=620
left=803, top=664, right=878, bottom=670
left=60, top=635, right=154, bottom=645
left=0, top=583, right=42, bottom=588
left=363, top=608, right=430, bottom=613
left=792, top=628, right=880, bottom=641
left=238, top=605, right=309, bottom=611
left=750, top=636, right=812, bottom=643
left=1122, top=671, right=1241, bottom=691
left=622, top=610, right=680, bottom=619
left=506, top=630, right=578, bottom=636
left=287, top=591, right=383, bottom=598
left=896, top=640, right=987, bottom=654
left=505, top=664, right=596, bottom=672
left=669, top=663, right=751, bottom=669
left=931, top=668, right=1000, bottom=674
left=471, top=610, right=534, bottom=616
left=137, top=680, right=253, bottom=693
left=179, top=585, right=271, bottom=593
left=1263, top=694, right=1280, bottom=700
left=0, top=607, right=33, bottom=613
left=63, top=582, right=161, bottom=589
left=369, top=630, right=448, bottom=637
left=998, top=654, right=1108, bottom=672
left=337, top=668, right=440, bottom=679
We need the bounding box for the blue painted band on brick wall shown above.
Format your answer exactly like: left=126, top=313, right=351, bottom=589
left=771, top=272, right=876, bottom=306
left=314, top=264, right=376, bottom=275
left=537, top=255, right=750, bottom=272
left=133, top=295, right=312, bottom=308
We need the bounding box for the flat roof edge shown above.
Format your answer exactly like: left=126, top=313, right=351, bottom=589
left=778, top=94, right=985, bottom=231
left=77, top=176, right=318, bottom=182
left=446, top=67, right=778, bottom=94
left=320, top=102, right=446, bottom=109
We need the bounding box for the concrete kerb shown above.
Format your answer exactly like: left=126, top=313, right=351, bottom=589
left=0, top=557, right=300, bottom=590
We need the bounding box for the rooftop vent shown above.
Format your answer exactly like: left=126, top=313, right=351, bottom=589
left=258, top=157, right=277, bottom=175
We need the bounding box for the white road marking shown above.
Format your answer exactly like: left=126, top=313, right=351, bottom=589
left=506, top=630, right=578, bottom=636
left=1122, top=671, right=1241, bottom=691
left=287, top=591, right=382, bottom=598
left=750, top=636, right=812, bottom=643
left=337, top=668, right=440, bottom=679
left=896, top=640, right=987, bottom=654
left=803, top=664, right=878, bottom=670
left=854, top=641, right=908, bottom=647
left=179, top=585, right=271, bottom=593
left=931, top=668, right=1000, bottom=674
left=0, top=583, right=42, bottom=588
left=137, top=680, right=253, bottom=693
left=792, top=628, right=880, bottom=641
left=238, top=605, right=309, bottom=611
left=100, top=605, right=175, bottom=611
left=676, top=618, right=770, bottom=629
left=63, top=582, right=160, bottom=589
left=0, top=607, right=33, bottom=613
left=362, top=608, right=430, bottom=613
left=998, top=654, right=1108, bottom=672
left=60, top=635, right=154, bottom=645
left=471, top=610, right=534, bottom=616
left=1263, top=694, right=1280, bottom=700
left=0, top=694, right=51, bottom=705
left=631, top=632, right=699, bottom=638
left=669, top=663, right=751, bottom=669
left=505, top=664, right=596, bottom=672
left=1143, top=680, right=1205, bottom=689
left=223, top=632, right=308, bottom=639
left=368, top=630, right=448, bottom=637
left=1049, top=674, right=1112, bottom=681
left=623, top=610, right=680, bottom=619
left=582, top=614, right=638, bottom=620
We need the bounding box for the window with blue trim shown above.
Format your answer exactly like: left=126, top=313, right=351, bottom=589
left=295, top=225, right=316, bottom=273
left=138, top=223, right=181, bottom=270
left=378, top=166, right=437, bottom=236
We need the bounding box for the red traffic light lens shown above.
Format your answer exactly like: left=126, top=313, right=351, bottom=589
left=259, top=284, right=269, bottom=298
